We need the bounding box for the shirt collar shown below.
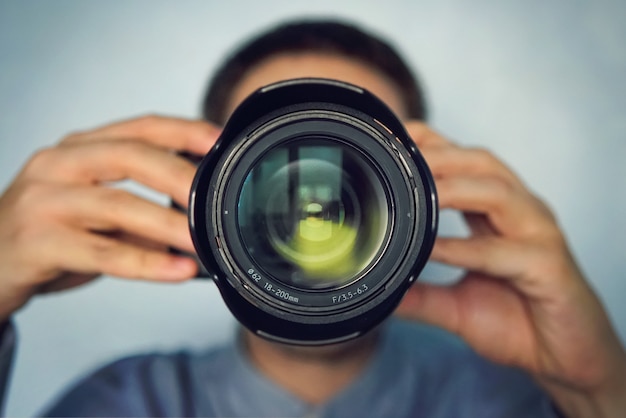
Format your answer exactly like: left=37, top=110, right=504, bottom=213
left=195, top=320, right=418, bottom=418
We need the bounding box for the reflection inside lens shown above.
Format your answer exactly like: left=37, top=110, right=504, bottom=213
left=237, top=139, right=389, bottom=290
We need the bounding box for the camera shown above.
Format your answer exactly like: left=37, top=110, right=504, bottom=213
left=189, top=78, right=437, bottom=345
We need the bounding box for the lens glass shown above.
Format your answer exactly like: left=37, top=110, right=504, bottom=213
left=237, top=138, right=389, bottom=290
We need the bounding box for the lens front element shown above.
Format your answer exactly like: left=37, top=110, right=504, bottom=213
left=237, top=139, right=388, bottom=290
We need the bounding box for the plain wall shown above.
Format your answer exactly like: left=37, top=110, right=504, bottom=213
left=1, top=1, right=625, bottom=415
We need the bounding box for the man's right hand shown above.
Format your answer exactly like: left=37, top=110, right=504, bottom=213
left=0, top=115, right=220, bottom=323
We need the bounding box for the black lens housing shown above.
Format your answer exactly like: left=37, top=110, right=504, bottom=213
left=190, top=78, right=437, bottom=345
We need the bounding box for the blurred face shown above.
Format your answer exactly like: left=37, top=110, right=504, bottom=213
left=225, top=52, right=408, bottom=121
left=227, top=52, right=408, bottom=357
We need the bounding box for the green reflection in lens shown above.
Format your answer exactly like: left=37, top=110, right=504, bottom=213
left=272, top=193, right=358, bottom=279
left=237, top=140, right=388, bottom=290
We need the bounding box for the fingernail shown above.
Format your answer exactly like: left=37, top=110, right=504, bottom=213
left=164, top=257, right=197, bottom=279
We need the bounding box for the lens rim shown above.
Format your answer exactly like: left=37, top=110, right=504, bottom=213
left=208, top=107, right=423, bottom=316
left=189, top=78, right=438, bottom=345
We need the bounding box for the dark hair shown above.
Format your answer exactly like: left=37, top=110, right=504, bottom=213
left=201, top=19, right=427, bottom=124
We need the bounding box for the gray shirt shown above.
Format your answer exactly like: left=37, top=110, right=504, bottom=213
left=0, top=319, right=559, bottom=417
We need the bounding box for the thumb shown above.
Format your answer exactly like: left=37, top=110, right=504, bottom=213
left=395, top=282, right=461, bottom=335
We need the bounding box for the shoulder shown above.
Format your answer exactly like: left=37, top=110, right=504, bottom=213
left=43, top=347, right=230, bottom=417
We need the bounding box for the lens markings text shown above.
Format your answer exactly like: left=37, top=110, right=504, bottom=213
left=248, top=268, right=299, bottom=303
left=332, top=283, right=369, bottom=304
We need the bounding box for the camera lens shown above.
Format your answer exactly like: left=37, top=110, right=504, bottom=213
left=190, top=78, right=437, bottom=345
left=237, top=138, right=388, bottom=290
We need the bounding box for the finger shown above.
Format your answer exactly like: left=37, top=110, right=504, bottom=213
left=420, top=146, right=524, bottom=187
left=395, top=281, right=461, bottom=333
left=47, top=185, right=194, bottom=253
left=436, top=176, right=555, bottom=238
left=430, top=236, right=572, bottom=297
left=62, top=115, right=220, bottom=156
left=37, top=273, right=97, bottom=294
left=397, top=275, right=528, bottom=337
left=39, top=226, right=198, bottom=281
left=404, top=121, right=452, bottom=148
left=463, top=212, right=498, bottom=236
left=108, top=231, right=171, bottom=252
left=431, top=236, right=531, bottom=283
left=396, top=276, right=538, bottom=367
left=23, top=140, right=196, bottom=207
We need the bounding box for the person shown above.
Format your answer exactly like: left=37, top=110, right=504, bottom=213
left=0, top=19, right=625, bottom=417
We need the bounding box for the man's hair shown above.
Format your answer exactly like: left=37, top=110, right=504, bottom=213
left=201, top=19, right=427, bottom=124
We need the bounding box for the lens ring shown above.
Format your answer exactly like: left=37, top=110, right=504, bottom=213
left=211, top=109, right=423, bottom=312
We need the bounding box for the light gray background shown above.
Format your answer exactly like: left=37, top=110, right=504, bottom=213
left=1, top=1, right=625, bottom=416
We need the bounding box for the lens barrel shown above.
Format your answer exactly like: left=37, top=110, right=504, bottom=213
left=190, top=78, right=437, bottom=345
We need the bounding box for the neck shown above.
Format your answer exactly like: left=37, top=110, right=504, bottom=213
left=242, top=330, right=380, bottom=405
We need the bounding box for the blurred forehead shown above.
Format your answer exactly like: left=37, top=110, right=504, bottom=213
left=224, top=53, right=407, bottom=121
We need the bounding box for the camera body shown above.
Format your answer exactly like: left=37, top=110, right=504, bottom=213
left=189, top=78, right=437, bottom=345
